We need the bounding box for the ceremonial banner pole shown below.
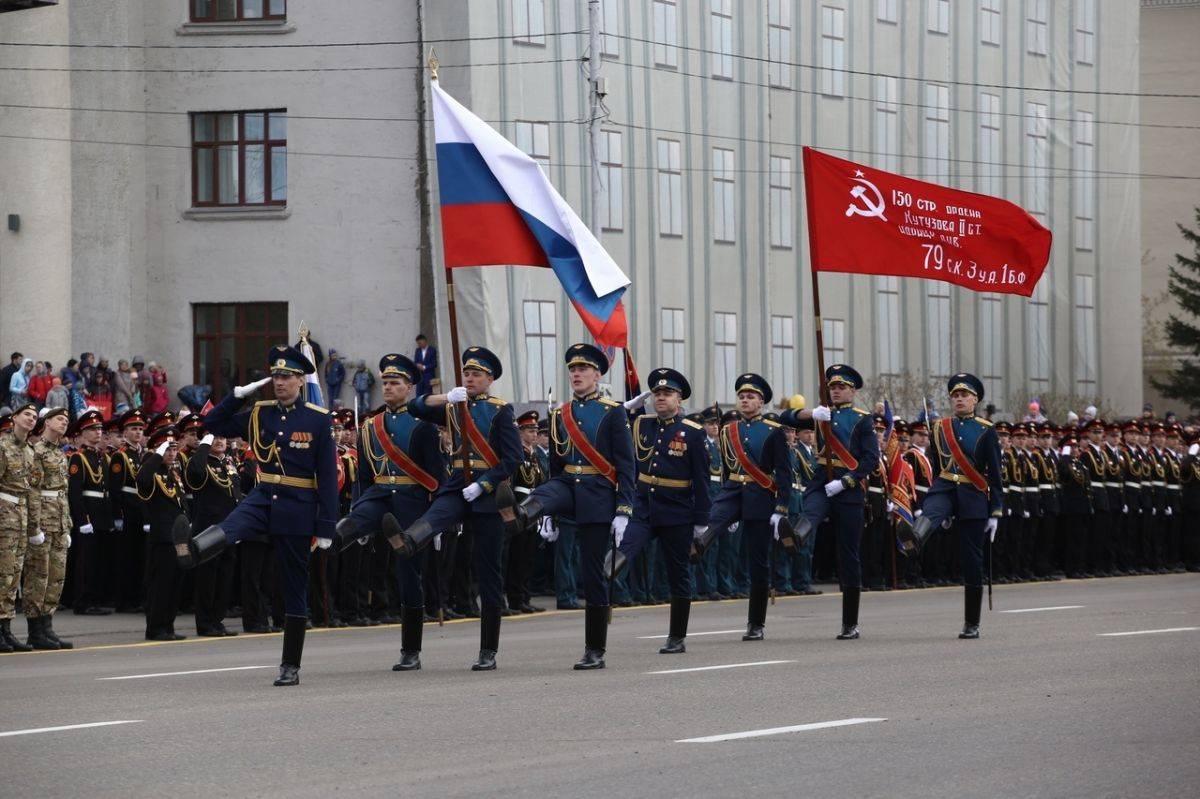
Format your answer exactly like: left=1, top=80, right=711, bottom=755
left=801, top=147, right=836, bottom=484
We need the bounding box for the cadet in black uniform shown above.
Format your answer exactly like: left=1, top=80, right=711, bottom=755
left=138, top=425, right=187, bottom=641
left=67, top=409, right=114, bottom=616
left=185, top=428, right=242, bottom=636
left=507, top=410, right=547, bottom=614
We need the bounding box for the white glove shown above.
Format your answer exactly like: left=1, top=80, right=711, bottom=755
left=114, top=519, right=124, bottom=532
left=985, top=517, right=999, bottom=542
left=1022, top=510, right=1031, bottom=519
left=611, top=515, right=629, bottom=548
left=155, top=441, right=170, bottom=456
left=79, top=523, right=94, bottom=535
left=462, top=482, right=485, bottom=502
left=1122, top=504, right=1128, bottom=514
left=64, top=533, right=72, bottom=548
left=886, top=500, right=895, bottom=514
left=1060, top=445, right=1072, bottom=456
left=446, top=386, right=469, bottom=404
left=233, top=376, right=272, bottom=399
left=824, top=479, right=845, bottom=498
left=1005, top=508, right=1012, bottom=516
left=316, top=537, right=332, bottom=550
left=915, top=509, right=924, bottom=518
left=434, top=533, right=443, bottom=551
left=1151, top=508, right=1157, bottom=516
left=623, top=390, right=652, bottom=411
left=811, top=405, right=832, bottom=423
left=538, top=516, right=558, bottom=542
left=728, top=523, right=739, bottom=533
left=1189, top=443, right=1199, bottom=456
left=28, top=530, right=45, bottom=545
left=1166, top=506, right=1173, bottom=517
left=142, top=524, right=151, bottom=533
left=693, top=524, right=707, bottom=539
left=199, top=433, right=215, bottom=447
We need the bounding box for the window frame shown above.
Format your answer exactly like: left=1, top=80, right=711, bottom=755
left=712, top=147, right=736, bottom=244
left=876, top=0, right=899, bottom=25
left=923, top=83, right=950, bottom=183
left=514, top=120, right=551, bottom=178
left=1073, top=274, right=1097, bottom=396
left=710, top=0, right=734, bottom=80
left=1075, top=0, right=1095, bottom=65
left=1026, top=0, right=1048, bottom=56
left=190, top=0, right=286, bottom=23
left=822, top=317, right=846, bottom=366
left=875, top=276, right=901, bottom=375
left=192, top=301, right=289, bottom=399
left=652, top=0, right=678, bottom=68
left=599, top=129, right=624, bottom=232
left=927, top=0, right=950, bottom=35
left=821, top=6, right=846, bottom=97
left=926, top=283, right=952, bottom=379
left=661, top=307, right=686, bottom=370
left=522, top=299, right=558, bottom=402
left=770, top=314, right=796, bottom=394
left=979, top=0, right=1001, bottom=46
left=713, top=311, right=739, bottom=404
left=1024, top=101, right=1049, bottom=215
left=768, top=155, right=792, bottom=249
left=512, top=0, right=547, bottom=46
left=657, top=137, right=683, bottom=237
left=1073, top=110, right=1095, bottom=251
left=978, top=91, right=1002, bottom=197
left=191, top=109, right=287, bottom=208
left=767, top=0, right=792, bottom=89
left=979, top=295, right=1005, bottom=411
left=874, top=75, right=900, bottom=172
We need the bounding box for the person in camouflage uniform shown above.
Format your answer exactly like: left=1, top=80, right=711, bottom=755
left=23, top=407, right=74, bottom=649
left=0, top=403, right=40, bottom=653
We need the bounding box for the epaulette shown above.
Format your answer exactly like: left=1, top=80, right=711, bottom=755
left=599, top=397, right=621, bottom=408
left=682, top=418, right=702, bottom=429
left=305, top=402, right=329, bottom=414
left=976, top=417, right=994, bottom=427
left=852, top=407, right=870, bottom=416
left=762, top=418, right=781, bottom=428
left=254, top=400, right=274, bottom=407
left=487, top=397, right=507, bottom=406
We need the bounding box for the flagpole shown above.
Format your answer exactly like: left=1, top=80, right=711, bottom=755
left=428, top=51, right=474, bottom=488
left=801, top=147, right=834, bottom=484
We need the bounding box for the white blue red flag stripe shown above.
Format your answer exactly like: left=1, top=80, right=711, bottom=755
left=431, top=81, right=630, bottom=347
left=300, top=339, right=323, bottom=407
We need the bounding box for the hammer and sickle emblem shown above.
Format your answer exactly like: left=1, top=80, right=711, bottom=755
left=844, top=170, right=888, bottom=222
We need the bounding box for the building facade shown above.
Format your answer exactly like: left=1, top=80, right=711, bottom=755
left=0, top=1, right=1143, bottom=416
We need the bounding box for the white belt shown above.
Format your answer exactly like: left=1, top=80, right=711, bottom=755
left=0, top=491, right=20, bottom=504
left=40, top=490, right=62, bottom=498
left=122, top=486, right=139, bottom=495
left=1104, top=482, right=1122, bottom=488
left=82, top=490, right=105, bottom=499
left=916, top=485, right=928, bottom=493
left=710, top=475, right=722, bottom=483
left=184, top=493, right=194, bottom=500
left=1167, top=486, right=1181, bottom=492
left=515, top=486, right=532, bottom=495
left=1038, top=484, right=1052, bottom=490
left=1152, top=481, right=1166, bottom=487
left=868, top=486, right=884, bottom=494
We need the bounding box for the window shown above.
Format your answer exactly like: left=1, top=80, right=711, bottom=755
left=1025, top=101, right=1048, bottom=215
left=822, top=317, right=846, bottom=365
left=876, top=276, right=901, bottom=374
left=1027, top=279, right=1050, bottom=392
left=1074, top=274, right=1097, bottom=396
left=1074, top=111, right=1095, bottom=250
left=191, top=0, right=285, bottom=22
left=714, top=312, right=738, bottom=403
left=710, top=0, right=734, bottom=80
left=192, top=110, right=286, bottom=207
left=599, top=130, right=623, bottom=231
left=523, top=300, right=557, bottom=401
left=1026, top=0, right=1047, bottom=56
left=821, top=6, right=845, bottom=97
left=978, top=92, right=1001, bottom=196
left=923, top=83, right=950, bottom=183
left=980, top=0, right=1001, bottom=45
left=877, top=0, right=898, bottom=24
left=661, top=308, right=686, bottom=370
left=600, top=0, right=620, bottom=58
left=653, top=0, right=678, bottom=68
left=874, top=75, right=900, bottom=172
left=769, top=156, right=792, bottom=248
left=657, top=138, right=683, bottom=236
left=979, top=295, right=1005, bottom=411
left=514, top=121, right=550, bottom=178
left=928, top=0, right=949, bottom=34
left=512, top=0, right=545, bottom=45
left=768, top=0, right=792, bottom=89
left=926, top=284, right=951, bottom=378
left=1075, top=0, right=1095, bottom=65
left=712, top=147, right=736, bottom=243
left=771, top=315, right=796, bottom=395
left=193, top=302, right=288, bottom=399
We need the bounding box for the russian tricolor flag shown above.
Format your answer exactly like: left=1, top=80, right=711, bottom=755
left=431, top=82, right=630, bottom=348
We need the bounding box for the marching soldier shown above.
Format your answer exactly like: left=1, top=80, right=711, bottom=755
left=1164, top=424, right=1185, bottom=572
left=788, top=365, right=880, bottom=639
left=335, top=354, right=442, bottom=670
left=386, top=346, right=521, bottom=672
left=691, top=373, right=792, bottom=641
left=139, top=425, right=188, bottom=641
left=179, top=345, right=340, bottom=686
left=515, top=343, right=634, bottom=669
left=0, top=403, right=40, bottom=653
left=507, top=410, right=547, bottom=614
left=109, top=409, right=148, bottom=613
left=22, top=407, right=74, bottom=649
left=67, top=409, right=114, bottom=616
left=184, top=428, right=242, bottom=636
left=902, top=374, right=1002, bottom=639
left=606, top=368, right=710, bottom=654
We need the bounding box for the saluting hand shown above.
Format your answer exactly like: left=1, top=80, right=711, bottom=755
left=623, top=390, right=652, bottom=412
left=234, top=376, right=272, bottom=399
left=199, top=434, right=215, bottom=447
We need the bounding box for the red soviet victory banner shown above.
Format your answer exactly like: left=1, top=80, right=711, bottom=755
left=802, top=147, right=1052, bottom=297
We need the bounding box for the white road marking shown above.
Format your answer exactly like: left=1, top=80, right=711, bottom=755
left=1097, top=627, right=1198, bottom=638
left=677, top=717, right=886, bottom=743
left=1000, top=605, right=1084, bottom=614
left=0, top=720, right=143, bottom=738
left=637, top=629, right=745, bottom=639
left=97, top=665, right=272, bottom=681
left=647, top=659, right=795, bottom=675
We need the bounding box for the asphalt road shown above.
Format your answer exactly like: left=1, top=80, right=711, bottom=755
left=2, top=575, right=1198, bottom=798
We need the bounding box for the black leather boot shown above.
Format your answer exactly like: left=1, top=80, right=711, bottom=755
left=26, top=616, right=60, bottom=650
left=472, top=605, right=501, bottom=671
left=42, top=614, right=73, bottom=649
left=689, top=523, right=722, bottom=563
left=393, top=605, right=424, bottom=671
left=0, top=621, right=12, bottom=654
left=959, top=585, right=983, bottom=639
left=837, top=587, right=861, bottom=639
left=1, top=619, right=30, bottom=652
left=385, top=516, right=435, bottom=558
left=515, top=497, right=545, bottom=532
left=574, top=605, right=608, bottom=670
left=274, top=614, right=306, bottom=686
left=659, top=596, right=691, bottom=654
left=743, top=585, right=768, bottom=641
left=182, top=524, right=227, bottom=571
